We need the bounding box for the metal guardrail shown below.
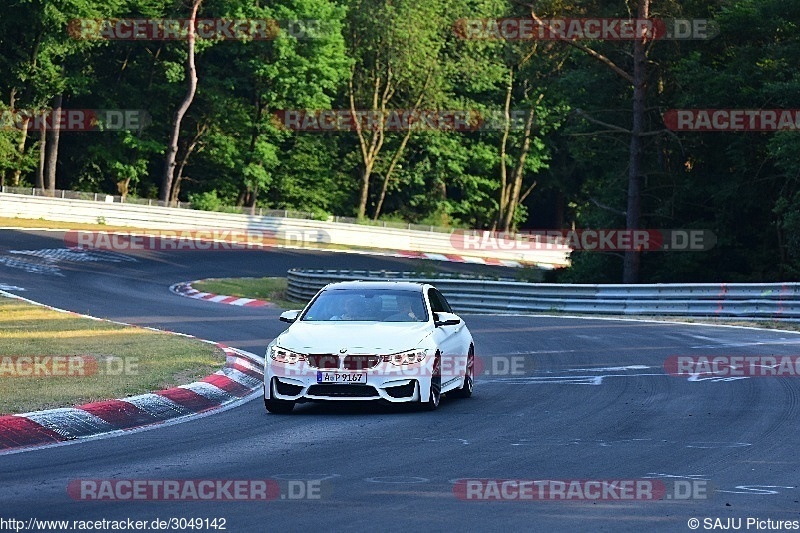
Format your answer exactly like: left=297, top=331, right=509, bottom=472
left=0, top=186, right=455, bottom=232
left=0, top=192, right=571, bottom=267
left=286, top=269, right=800, bottom=320
left=0, top=186, right=321, bottom=220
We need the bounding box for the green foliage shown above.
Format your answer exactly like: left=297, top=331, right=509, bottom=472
left=188, top=190, right=240, bottom=213
left=0, top=0, right=797, bottom=282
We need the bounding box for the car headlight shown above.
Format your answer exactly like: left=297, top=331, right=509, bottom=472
left=383, top=349, right=427, bottom=366
left=270, top=346, right=307, bottom=364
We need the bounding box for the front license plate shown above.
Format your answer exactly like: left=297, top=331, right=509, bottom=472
left=316, top=371, right=366, bottom=384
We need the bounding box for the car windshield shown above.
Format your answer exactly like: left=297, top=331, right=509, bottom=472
left=301, top=289, right=428, bottom=322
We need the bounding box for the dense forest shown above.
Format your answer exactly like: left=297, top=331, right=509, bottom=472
left=1, top=0, right=799, bottom=283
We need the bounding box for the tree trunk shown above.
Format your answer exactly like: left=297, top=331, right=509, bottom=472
left=240, top=100, right=264, bottom=213
left=45, top=94, right=62, bottom=196
left=117, top=177, right=131, bottom=200
left=171, top=125, right=205, bottom=203
left=350, top=68, right=389, bottom=219
left=9, top=88, right=28, bottom=187
left=530, top=3, right=648, bottom=282
left=497, top=69, right=513, bottom=229
left=502, top=107, right=536, bottom=232
left=170, top=174, right=182, bottom=204
left=248, top=183, right=258, bottom=215
left=623, top=0, right=649, bottom=284
left=161, top=0, right=201, bottom=203
left=36, top=119, right=46, bottom=190
left=12, top=117, right=29, bottom=186
left=357, top=165, right=373, bottom=218
left=371, top=75, right=430, bottom=221
left=372, top=125, right=412, bottom=220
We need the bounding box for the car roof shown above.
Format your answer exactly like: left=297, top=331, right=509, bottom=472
left=322, top=281, right=426, bottom=292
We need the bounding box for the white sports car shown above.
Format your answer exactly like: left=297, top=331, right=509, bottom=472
left=263, top=281, right=474, bottom=413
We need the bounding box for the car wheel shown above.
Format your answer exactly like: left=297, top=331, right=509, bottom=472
left=264, top=380, right=295, bottom=414
left=450, top=346, right=474, bottom=399
left=423, top=353, right=441, bottom=411
left=264, top=397, right=295, bottom=414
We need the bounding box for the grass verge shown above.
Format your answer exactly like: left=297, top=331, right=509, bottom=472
left=0, top=216, right=146, bottom=232
left=191, top=277, right=298, bottom=310
left=0, top=296, right=225, bottom=415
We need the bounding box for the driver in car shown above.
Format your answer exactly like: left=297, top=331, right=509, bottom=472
left=332, top=297, right=364, bottom=320
left=385, top=297, right=419, bottom=321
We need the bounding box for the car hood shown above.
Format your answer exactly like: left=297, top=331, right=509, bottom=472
left=276, top=321, right=432, bottom=354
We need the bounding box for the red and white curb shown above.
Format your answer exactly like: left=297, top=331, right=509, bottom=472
left=170, top=281, right=275, bottom=307
left=393, top=250, right=525, bottom=268
left=0, top=290, right=264, bottom=455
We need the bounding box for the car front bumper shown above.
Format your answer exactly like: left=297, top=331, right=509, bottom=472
left=264, top=364, right=433, bottom=403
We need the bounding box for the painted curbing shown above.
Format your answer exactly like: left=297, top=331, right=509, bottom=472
left=0, top=290, right=264, bottom=454
left=169, top=281, right=275, bottom=307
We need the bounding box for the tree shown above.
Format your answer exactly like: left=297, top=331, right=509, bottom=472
left=0, top=0, right=113, bottom=191
left=527, top=0, right=654, bottom=282
left=345, top=0, right=449, bottom=219
left=161, top=0, right=201, bottom=204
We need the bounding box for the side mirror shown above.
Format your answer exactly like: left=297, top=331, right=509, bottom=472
left=279, top=310, right=301, bottom=323
left=434, top=312, right=461, bottom=327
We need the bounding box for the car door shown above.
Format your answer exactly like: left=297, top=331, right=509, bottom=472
left=427, top=288, right=464, bottom=389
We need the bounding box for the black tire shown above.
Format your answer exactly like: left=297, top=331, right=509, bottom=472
left=264, top=397, right=295, bottom=414
left=264, top=380, right=295, bottom=414
left=450, top=346, right=474, bottom=399
left=422, top=354, right=441, bottom=411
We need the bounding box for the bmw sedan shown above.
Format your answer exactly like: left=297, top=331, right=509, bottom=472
left=263, top=281, right=474, bottom=413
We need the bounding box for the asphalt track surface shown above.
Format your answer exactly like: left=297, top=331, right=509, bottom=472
left=0, top=229, right=798, bottom=532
